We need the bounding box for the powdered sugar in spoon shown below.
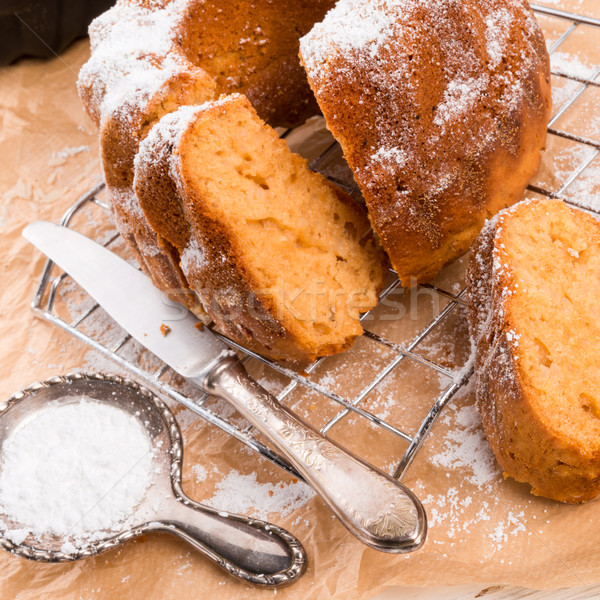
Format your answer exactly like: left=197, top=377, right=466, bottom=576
left=0, top=372, right=306, bottom=587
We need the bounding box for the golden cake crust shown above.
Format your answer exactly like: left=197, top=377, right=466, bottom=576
left=467, top=198, right=600, bottom=503
left=79, top=0, right=335, bottom=130
left=77, top=0, right=335, bottom=316
left=98, top=72, right=215, bottom=311
left=300, top=0, right=551, bottom=286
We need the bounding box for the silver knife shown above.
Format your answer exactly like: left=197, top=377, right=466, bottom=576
left=23, top=221, right=426, bottom=553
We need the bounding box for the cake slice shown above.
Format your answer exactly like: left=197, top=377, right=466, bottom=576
left=134, top=94, right=387, bottom=364
left=467, top=198, right=600, bottom=502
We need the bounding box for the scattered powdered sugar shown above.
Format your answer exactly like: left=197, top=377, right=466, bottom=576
left=0, top=398, right=154, bottom=548
left=551, top=50, right=597, bottom=80
left=164, top=104, right=207, bottom=155
left=78, top=0, right=194, bottom=125
left=488, top=511, right=527, bottom=545
left=430, top=403, right=501, bottom=488
left=109, top=187, right=145, bottom=225
left=134, top=103, right=201, bottom=185
left=421, top=481, right=531, bottom=554
left=434, top=74, right=489, bottom=131
left=565, top=162, right=600, bottom=213
left=551, top=77, right=581, bottom=113
left=300, top=0, right=544, bottom=232
left=416, top=381, right=533, bottom=553
left=54, top=145, right=89, bottom=158
left=49, top=145, right=90, bottom=166
left=192, top=464, right=208, bottom=483
left=548, top=142, right=597, bottom=192
left=302, top=0, right=411, bottom=60
left=370, top=145, right=409, bottom=172
left=485, top=7, right=514, bottom=69
left=505, top=329, right=521, bottom=347
left=206, top=470, right=315, bottom=520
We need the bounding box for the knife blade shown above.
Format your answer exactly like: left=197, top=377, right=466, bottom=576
left=24, top=220, right=426, bottom=553
left=26, top=222, right=231, bottom=380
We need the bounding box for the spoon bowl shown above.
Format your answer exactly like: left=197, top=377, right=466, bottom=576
left=0, top=373, right=306, bottom=587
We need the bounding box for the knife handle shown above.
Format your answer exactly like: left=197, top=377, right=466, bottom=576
left=201, top=356, right=426, bottom=553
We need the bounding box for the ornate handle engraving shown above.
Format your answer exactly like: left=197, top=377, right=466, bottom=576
left=200, top=356, right=426, bottom=553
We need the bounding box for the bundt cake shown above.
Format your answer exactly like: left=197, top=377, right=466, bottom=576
left=77, top=0, right=335, bottom=312
left=79, top=0, right=336, bottom=129
left=78, top=0, right=554, bottom=364
left=300, top=0, right=552, bottom=286
left=467, top=198, right=600, bottom=503
left=133, top=94, right=387, bottom=363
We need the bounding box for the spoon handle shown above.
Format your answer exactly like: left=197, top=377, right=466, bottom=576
left=149, top=494, right=306, bottom=587
left=200, top=356, right=426, bottom=553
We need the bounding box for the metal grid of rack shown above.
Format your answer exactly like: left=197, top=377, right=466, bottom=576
left=31, top=4, right=600, bottom=483
left=529, top=4, right=600, bottom=211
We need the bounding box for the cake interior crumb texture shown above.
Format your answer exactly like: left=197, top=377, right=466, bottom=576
left=502, top=202, right=600, bottom=440
left=139, top=96, right=386, bottom=363
left=179, top=99, right=384, bottom=354
left=470, top=198, right=600, bottom=503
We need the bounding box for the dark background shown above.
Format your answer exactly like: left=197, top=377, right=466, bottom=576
left=1, top=0, right=114, bottom=65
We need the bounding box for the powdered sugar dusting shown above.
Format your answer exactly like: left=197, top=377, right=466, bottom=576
left=370, top=145, right=409, bottom=175
left=565, top=161, right=600, bottom=213
left=551, top=50, right=597, bottom=80
left=300, top=0, right=547, bottom=244
left=434, top=75, right=488, bottom=130
left=206, top=470, right=315, bottom=520
left=111, top=188, right=143, bottom=224
left=412, top=378, right=535, bottom=554
left=303, top=0, right=410, bottom=60
left=78, top=0, right=194, bottom=126
left=485, top=7, right=514, bottom=68
left=181, top=236, right=207, bottom=274
left=488, top=511, right=527, bottom=545
left=551, top=77, right=581, bottom=114
left=431, top=403, right=501, bottom=487
left=49, top=145, right=90, bottom=166
left=134, top=103, right=203, bottom=182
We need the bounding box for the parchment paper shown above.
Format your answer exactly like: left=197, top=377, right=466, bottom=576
left=1, top=1, right=600, bottom=598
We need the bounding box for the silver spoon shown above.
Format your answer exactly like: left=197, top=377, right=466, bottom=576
left=0, top=372, right=306, bottom=587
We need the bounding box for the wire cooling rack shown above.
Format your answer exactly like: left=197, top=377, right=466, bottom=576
left=32, top=4, right=600, bottom=484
